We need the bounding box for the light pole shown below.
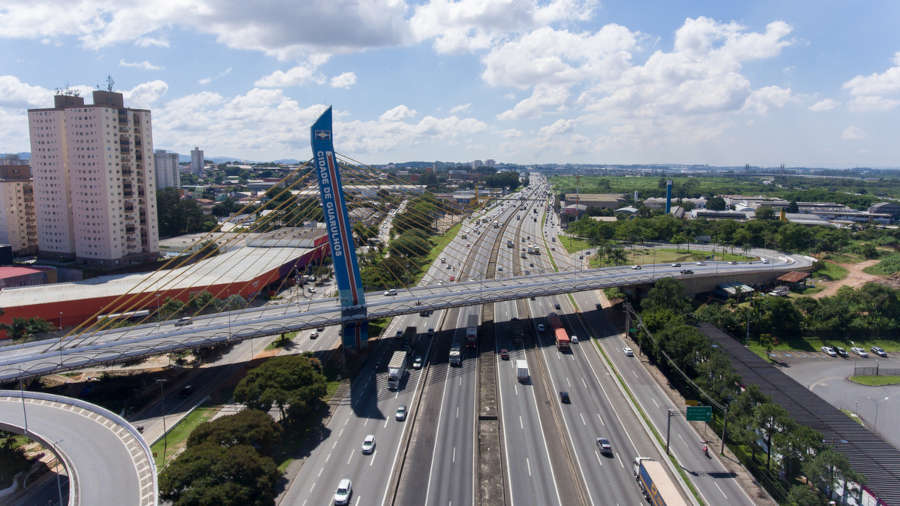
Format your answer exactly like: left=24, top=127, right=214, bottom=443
left=156, top=378, right=168, bottom=466
left=58, top=311, right=63, bottom=331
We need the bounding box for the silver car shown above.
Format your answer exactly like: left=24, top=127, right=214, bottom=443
left=334, top=478, right=352, bottom=505
left=361, top=435, right=375, bottom=454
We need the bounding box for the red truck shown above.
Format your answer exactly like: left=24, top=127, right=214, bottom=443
left=547, top=312, right=570, bottom=351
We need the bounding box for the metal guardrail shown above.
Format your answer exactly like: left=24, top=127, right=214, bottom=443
left=0, top=389, right=158, bottom=506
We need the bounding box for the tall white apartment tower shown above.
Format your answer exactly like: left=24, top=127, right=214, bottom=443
left=190, top=146, right=204, bottom=175
left=154, top=149, right=180, bottom=189
left=0, top=156, right=37, bottom=255
left=28, top=91, right=159, bottom=265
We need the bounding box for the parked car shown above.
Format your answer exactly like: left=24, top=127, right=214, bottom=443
left=361, top=435, right=376, bottom=454
left=317, top=326, right=325, bottom=332
left=559, top=391, right=571, bottom=404
left=834, top=346, right=849, bottom=358
left=871, top=346, right=888, bottom=357
left=310, top=331, right=319, bottom=339
left=395, top=405, right=407, bottom=421
left=334, top=479, right=352, bottom=505
left=596, top=437, right=613, bottom=455
left=500, top=349, right=509, bottom=360
left=851, top=347, right=869, bottom=358
left=624, top=346, right=634, bottom=357
left=821, top=346, right=837, bottom=357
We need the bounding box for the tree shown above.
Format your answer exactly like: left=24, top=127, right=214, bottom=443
left=754, top=401, right=790, bottom=469
left=786, top=200, right=799, bottom=213
left=188, top=291, right=215, bottom=312
left=755, top=206, right=776, bottom=220
left=234, top=355, right=327, bottom=422
left=187, top=409, right=282, bottom=456
left=785, top=484, right=822, bottom=506
left=706, top=196, right=727, bottom=211
left=1, top=317, right=53, bottom=341
left=759, top=333, right=776, bottom=359
left=802, top=447, right=864, bottom=500
left=643, top=278, right=692, bottom=315
left=159, top=443, right=280, bottom=506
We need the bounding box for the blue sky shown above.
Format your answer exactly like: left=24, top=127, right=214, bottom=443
left=1, top=0, right=899, bottom=167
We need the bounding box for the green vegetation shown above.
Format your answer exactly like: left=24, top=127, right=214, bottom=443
left=590, top=247, right=751, bottom=267
left=864, top=253, right=900, bottom=276
left=0, top=432, right=32, bottom=489
left=156, top=187, right=218, bottom=237
left=234, top=355, right=327, bottom=423
left=152, top=406, right=217, bottom=469
left=849, top=375, right=900, bottom=386
left=265, top=331, right=296, bottom=350
left=558, top=235, right=591, bottom=253
left=634, top=278, right=866, bottom=503
left=813, top=261, right=848, bottom=281
left=0, top=316, right=53, bottom=342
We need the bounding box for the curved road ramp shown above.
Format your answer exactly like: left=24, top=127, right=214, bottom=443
left=0, top=390, right=157, bottom=506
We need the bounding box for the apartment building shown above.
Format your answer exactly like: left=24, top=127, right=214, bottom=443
left=190, top=146, right=204, bottom=175
left=27, top=91, right=159, bottom=265
left=0, top=156, right=37, bottom=255
left=154, top=149, right=180, bottom=189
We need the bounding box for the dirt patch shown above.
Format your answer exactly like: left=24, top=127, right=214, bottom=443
left=813, top=260, right=880, bottom=299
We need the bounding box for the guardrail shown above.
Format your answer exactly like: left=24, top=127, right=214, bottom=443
left=0, top=389, right=158, bottom=506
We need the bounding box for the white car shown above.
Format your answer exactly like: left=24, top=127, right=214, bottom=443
left=537, top=323, right=545, bottom=332
left=821, top=346, right=837, bottom=357
left=624, top=346, right=634, bottom=357
left=696, top=261, right=705, bottom=266
left=631, top=265, right=641, bottom=270
left=571, top=335, right=579, bottom=343
left=384, top=288, right=397, bottom=296
left=412, top=356, right=423, bottom=369
left=334, top=478, right=352, bottom=505
left=395, top=405, right=407, bottom=421
left=851, top=347, right=869, bottom=358
left=361, top=435, right=376, bottom=454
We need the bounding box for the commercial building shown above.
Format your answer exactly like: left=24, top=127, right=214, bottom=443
left=563, top=193, right=627, bottom=210
left=28, top=91, right=159, bottom=265
left=643, top=197, right=707, bottom=209
left=0, top=157, right=37, bottom=254
left=153, top=150, right=180, bottom=189
left=869, top=202, right=900, bottom=222
left=190, top=146, right=204, bottom=175
left=722, top=195, right=790, bottom=210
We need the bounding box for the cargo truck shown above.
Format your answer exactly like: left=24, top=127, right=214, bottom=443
left=547, top=312, right=571, bottom=351
left=387, top=350, right=409, bottom=390
left=449, top=334, right=463, bottom=366
left=465, top=314, right=478, bottom=349
left=633, top=457, right=687, bottom=506
left=516, top=360, right=529, bottom=383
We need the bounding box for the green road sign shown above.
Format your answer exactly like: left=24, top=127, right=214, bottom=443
left=686, top=406, right=712, bottom=421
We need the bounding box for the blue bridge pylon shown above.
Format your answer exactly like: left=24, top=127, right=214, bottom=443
left=310, top=107, right=368, bottom=349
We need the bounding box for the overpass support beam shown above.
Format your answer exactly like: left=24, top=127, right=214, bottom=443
left=311, top=107, right=368, bottom=349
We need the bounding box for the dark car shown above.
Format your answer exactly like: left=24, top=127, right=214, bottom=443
left=596, top=437, right=612, bottom=455
left=559, top=391, right=570, bottom=404
left=500, top=349, right=509, bottom=360
left=179, top=385, right=193, bottom=398
left=554, top=303, right=561, bottom=310
left=834, top=346, right=849, bottom=358
left=680, top=269, right=694, bottom=275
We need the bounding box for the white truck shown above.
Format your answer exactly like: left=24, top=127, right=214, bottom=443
left=516, top=360, right=529, bottom=383
left=387, top=350, right=409, bottom=390
left=633, top=457, right=687, bottom=506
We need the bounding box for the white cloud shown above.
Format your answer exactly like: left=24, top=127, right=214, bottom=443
left=119, top=59, right=162, bottom=71
left=809, top=98, right=839, bottom=112
left=123, top=80, right=168, bottom=108
left=0, top=0, right=409, bottom=60
left=450, top=103, right=471, bottom=114
left=198, top=67, right=232, bottom=86
left=841, top=125, right=865, bottom=141
left=380, top=105, right=418, bottom=122
left=255, top=60, right=328, bottom=88
left=0, top=75, right=54, bottom=108
left=497, top=84, right=568, bottom=120
left=330, top=72, right=357, bottom=89
left=842, top=52, right=900, bottom=112
left=498, top=128, right=523, bottom=138
left=538, top=118, right=575, bottom=137
left=135, top=36, right=169, bottom=48
left=741, top=86, right=792, bottom=114
left=411, top=0, right=597, bottom=53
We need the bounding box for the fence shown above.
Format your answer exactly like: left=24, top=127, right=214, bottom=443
left=853, top=363, right=900, bottom=377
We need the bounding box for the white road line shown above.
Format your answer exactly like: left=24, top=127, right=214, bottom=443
left=715, top=482, right=727, bottom=498
left=678, top=433, right=687, bottom=445
left=347, top=453, right=353, bottom=464
left=566, top=377, right=571, bottom=387
left=318, top=468, right=323, bottom=477
left=596, top=413, right=604, bottom=425
left=616, top=454, right=624, bottom=469
left=355, top=496, right=362, bottom=506
left=364, top=418, right=370, bottom=426
left=394, top=391, right=399, bottom=399
left=332, top=440, right=338, bottom=449
left=651, top=397, right=660, bottom=409
left=453, top=446, right=456, bottom=463
left=514, top=384, right=518, bottom=396
left=456, top=406, right=459, bottom=418
left=370, top=450, right=376, bottom=466
left=344, top=417, right=349, bottom=426
left=520, top=416, right=524, bottom=429
left=526, top=457, right=532, bottom=477
left=579, top=412, right=586, bottom=425
left=423, top=358, right=452, bottom=506
left=458, top=377, right=462, bottom=386
left=594, top=450, right=603, bottom=466
left=383, top=418, right=389, bottom=428
left=581, top=377, right=588, bottom=389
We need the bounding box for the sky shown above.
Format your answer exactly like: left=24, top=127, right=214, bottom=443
left=1, top=0, right=899, bottom=167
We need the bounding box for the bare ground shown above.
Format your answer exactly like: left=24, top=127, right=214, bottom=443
left=813, top=259, right=880, bottom=299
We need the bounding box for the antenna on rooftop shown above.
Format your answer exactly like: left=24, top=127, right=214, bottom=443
left=106, top=75, right=115, bottom=92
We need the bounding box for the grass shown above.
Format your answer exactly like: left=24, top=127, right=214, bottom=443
left=0, top=433, right=32, bottom=489
left=841, top=409, right=866, bottom=426
left=824, top=252, right=866, bottom=264
left=265, top=331, right=297, bottom=350
left=413, top=220, right=463, bottom=284
left=788, top=285, right=824, bottom=297
left=558, top=235, right=591, bottom=253
left=849, top=375, right=900, bottom=386
left=813, top=261, right=848, bottom=281
left=863, top=253, right=900, bottom=276
left=152, top=406, right=217, bottom=470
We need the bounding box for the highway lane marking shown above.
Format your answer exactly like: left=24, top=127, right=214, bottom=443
left=579, top=412, right=586, bottom=425
left=526, top=457, right=532, bottom=477
left=566, top=377, right=571, bottom=387
left=325, top=451, right=331, bottom=462
left=453, top=446, right=456, bottom=463
left=715, top=482, right=727, bottom=498
left=347, top=452, right=353, bottom=464
left=616, top=454, right=624, bottom=469
left=678, top=433, right=687, bottom=446
left=457, top=406, right=459, bottom=418
left=581, top=377, right=588, bottom=389
left=596, top=413, right=605, bottom=425
left=651, top=397, right=660, bottom=409
left=332, top=440, right=338, bottom=449
left=520, top=416, right=524, bottom=429
left=383, top=418, right=389, bottom=428
left=355, top=495, right=362, bottom=506
left=318, top=468, right=323, bottom=477
left=370, top=450, right=376, bottom=466
left=594, top=450, right=603, bottom=466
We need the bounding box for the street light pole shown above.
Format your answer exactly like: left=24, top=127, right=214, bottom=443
left=156, top=379, right=168, bottom=466
left=58, top=311, right=63, bottom=331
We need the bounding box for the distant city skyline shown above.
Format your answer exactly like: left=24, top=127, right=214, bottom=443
left=1, top=1, right=899, bottom=167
